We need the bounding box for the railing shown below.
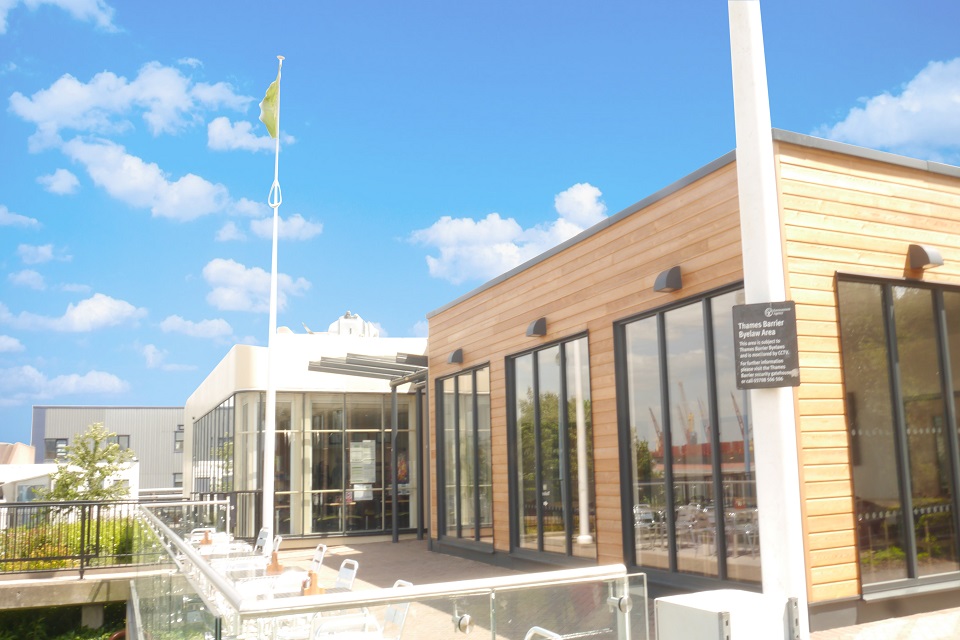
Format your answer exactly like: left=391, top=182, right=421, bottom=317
left=136, top=501, right=649, bottom=639
left=0, top=500, right=164, bottom=576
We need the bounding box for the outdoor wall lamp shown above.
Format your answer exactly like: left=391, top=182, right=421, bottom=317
left=908, top=244, right=943, bottom=270
left=447, top=348, right=464, bottom=364
left=526, top=317, right=547, bottom=337
left=654, top=265, right=683, bottom=292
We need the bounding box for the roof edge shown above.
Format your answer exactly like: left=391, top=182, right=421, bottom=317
left=426, top=149, right=737, bottom=319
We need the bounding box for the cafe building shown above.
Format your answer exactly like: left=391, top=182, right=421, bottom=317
left=424, top=129, right=960, bottom=629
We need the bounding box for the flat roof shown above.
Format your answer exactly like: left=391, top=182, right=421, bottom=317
left=427, top=129, right=960, bottom=319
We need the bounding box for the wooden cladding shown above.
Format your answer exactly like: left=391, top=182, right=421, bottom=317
left=428, top=161, right=744, bottom=562
left=777, top=139, right=960, bottom=603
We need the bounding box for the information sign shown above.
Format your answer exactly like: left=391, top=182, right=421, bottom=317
left=732, top=301, right=800, bottom=389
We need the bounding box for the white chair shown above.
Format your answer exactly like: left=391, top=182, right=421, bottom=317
left=313, top=580, right=412, bottom=640
left=252, top=527, right=271, bottom=554
left=309, top=543, right=327, bottom=573
left=334, top=558, right=359, bottom=591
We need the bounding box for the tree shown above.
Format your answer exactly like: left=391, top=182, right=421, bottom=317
left=36, top=423, right=136, bottom=501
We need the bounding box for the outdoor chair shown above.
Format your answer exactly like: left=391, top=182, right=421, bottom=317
left=309, top=543, right=327, bottom=573
left=252, top=527, right=271, bottom=554
left=312, top=581, right=412, bottom=640
left=188, top=527, right=216, bottom=544
left=333, top=558, right=359, bottom=591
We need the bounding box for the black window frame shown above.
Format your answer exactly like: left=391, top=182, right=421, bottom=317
left=435, top=363, right=493, bottom=545
left=836, top=273, right=960, bottom=594
left=44, top=437, right=67, bottom=462
left=614, top=282, right=758, bottom=590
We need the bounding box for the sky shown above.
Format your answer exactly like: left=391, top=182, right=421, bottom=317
left=1, top=1, right=959, bottom=446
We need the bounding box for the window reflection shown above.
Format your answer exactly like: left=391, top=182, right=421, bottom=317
left=622, top=287, right=759, bottom=584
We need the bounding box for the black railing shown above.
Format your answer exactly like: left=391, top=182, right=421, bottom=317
left=0, top=500, right=168, bottom=577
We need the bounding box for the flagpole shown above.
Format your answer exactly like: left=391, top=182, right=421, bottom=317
left=262, top=55, right=283, bottom=553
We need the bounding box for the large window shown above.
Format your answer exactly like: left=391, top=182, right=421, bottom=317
left=43, top=438, right=67, bottom=462
left=437, top=366, right=493, bottom=543
left=838, top=278, right=960, bottom=589
left=509, top=336, right=596, bottom=559
left=619, top=286, right=759, bottom=584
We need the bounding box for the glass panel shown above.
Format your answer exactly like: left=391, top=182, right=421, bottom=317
left=711, top=290, right=760, bottom=582
left=459, top=372, right=476, bottom=534
left=309, top=430, right=343, bottom=492
left=385, top=430, right=412, bottom=529
left=347, top=431, right=383, bottom=531
left=515, top=353, right=538, bottom=550
left=665, top=302, right=718, bottom=577
left=443, top=377, right=457, bottom=532
left=347, top=395, right=382, bottom=430
left=625, top=316, right=669, bottom=570
left=566, top=337, right=596, bottom=559
left=538, top=345, right=563, bottom=554
left=477, top=367, right=494, bottom=543
left=837, top=280, right=907, bottom=583
left=893, top=286, right=959, bottom=577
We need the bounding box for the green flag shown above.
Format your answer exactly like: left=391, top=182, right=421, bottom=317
left=259, top=71, right=280, bottom=139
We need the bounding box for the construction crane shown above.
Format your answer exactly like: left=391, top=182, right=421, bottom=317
left=677, top=381, right=697, bottom=447
left=647, top=407, right=664, bottom=455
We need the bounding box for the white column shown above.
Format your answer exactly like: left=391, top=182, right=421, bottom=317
left=728, top=1, right=809, bottom=636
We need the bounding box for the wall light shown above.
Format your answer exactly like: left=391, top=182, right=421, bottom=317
left=654, top=266, right=683, bottom=292
left=447, top=348, right=463, bottom=365
left=526, top=317, right=547, bottom=337
left=908, top=244, right=943, bottom=270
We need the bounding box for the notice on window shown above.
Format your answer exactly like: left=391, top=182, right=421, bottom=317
left=350, top=439, right=376, bottom=484
left=353, top=483, right=373, bottom=501
left=732, top=301, right=801, bottom=389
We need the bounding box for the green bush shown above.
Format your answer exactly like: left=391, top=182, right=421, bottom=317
left=0, top=603, right=125, bottom=640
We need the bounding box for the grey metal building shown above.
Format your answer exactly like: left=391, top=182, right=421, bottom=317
left=31, top=405, right=184, bottom=491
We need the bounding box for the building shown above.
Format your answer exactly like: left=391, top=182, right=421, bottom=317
left=31, top=406, right=184, bottom=491
left=183, top=312, right=428, bottom=541
left=424, top=130, right=960, bottom=630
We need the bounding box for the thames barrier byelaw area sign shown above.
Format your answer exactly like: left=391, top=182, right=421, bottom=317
left=732, top=301, right=800, bottom=389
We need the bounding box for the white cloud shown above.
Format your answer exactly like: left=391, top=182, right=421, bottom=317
left=216, top=221, right=246, bottom=241
left=8, top=269, right=45, bottom=289
left=250, top=213, right=323, bottom=240
left=412, top=320, right=429, bottom=338
left=0, top=335, right=24, bottom=352
left=17, top=243, right=70, bottom=264
left=160, top=314, right=232, bottom=339
left=0, top=365, right=127, bottom=406
left=178, top=57, right=202, bottom=68
left=0, top=0, right=117, bottom=35
left=232, top=197, right=268, bottom=217
left=61, top=282, right=91, bottom=293
left=0, top=204, right=39, bottom=227
left=9, top=61, right=252, bottom=148
left=37, top=168, right=80, bottom=194
left=0, top=293, right=147, bottom=332
left=208, top=116, right=274, bottom=152
left=202, top=258, right=310, bottom=313
left=815, top=58, right=960, bottom=162
left=141, top=343, right=196, bottom=372
left=62, top=137, right=229, bottom=221
left=411, top=183, right=607, bottom=284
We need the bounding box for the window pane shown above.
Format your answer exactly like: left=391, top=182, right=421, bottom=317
left=711, top=289, right=760, bottom=583
left=837, top=280, right=907, bottom=583
left=538, top=345, right=563, bottom=554
left=893, top=286, right=959, bottom=577
left=459, top=372, right=476, bottom=533
left=477, top=367, right=493, bottom=543
left=346, top=395, right=382, bottom=430
left=625, top=317, right=669, bottom=570
left=666, top=302, right=718, bottom=577
left=443, top=377, right=457, bottom=532
left=515, top=353, right=538, bottom=550
left=566, top=337, right=596, bottom=559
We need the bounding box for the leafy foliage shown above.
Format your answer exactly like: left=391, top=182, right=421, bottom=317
left=0, top=603, right=125, bottom=640
left=35, top=424, right=135, bottom=502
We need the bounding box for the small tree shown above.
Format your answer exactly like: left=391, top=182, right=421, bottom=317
left=36, top=423, right=136, bottom=501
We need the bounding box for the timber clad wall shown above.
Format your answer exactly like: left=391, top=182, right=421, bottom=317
left=776, top=139, right=960, bottom=602
left=427, top=160, right=744, bottom=565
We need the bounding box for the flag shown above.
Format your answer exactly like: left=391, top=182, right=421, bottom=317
left=259, top=71, right=280, bottom=139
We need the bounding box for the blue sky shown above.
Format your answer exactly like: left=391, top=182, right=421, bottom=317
left=1, top=1, right=959, bottom=446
